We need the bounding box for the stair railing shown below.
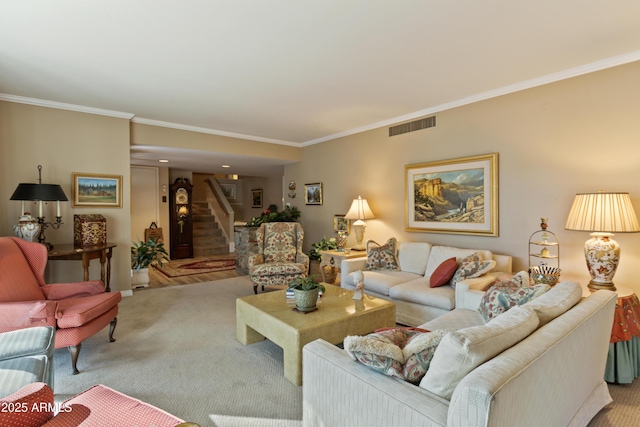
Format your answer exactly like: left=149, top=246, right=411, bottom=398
left=204, top=177, right=235, bottom=251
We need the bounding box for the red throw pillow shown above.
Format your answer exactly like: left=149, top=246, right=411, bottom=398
left=430, top=257, right=458, bottom=288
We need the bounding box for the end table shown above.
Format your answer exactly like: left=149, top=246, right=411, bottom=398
left=319, top=249, right=367, bottom=285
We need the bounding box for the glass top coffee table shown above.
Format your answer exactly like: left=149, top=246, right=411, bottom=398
left=236, top=284, right=396, bottom=385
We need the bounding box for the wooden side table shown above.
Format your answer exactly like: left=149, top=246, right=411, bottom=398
left=605, top=287, right=640, bottom=384
left=319, top=250, right=367, bottom=284
left=48, top=243, right=117, bottom=292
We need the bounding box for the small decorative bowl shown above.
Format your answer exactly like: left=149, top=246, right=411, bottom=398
left=529, top=266, right=561, bottom=286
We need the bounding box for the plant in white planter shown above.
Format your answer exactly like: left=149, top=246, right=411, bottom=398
left=288, top=276, right=325, bottom=312
left=131, top=238, right=169, bottom=288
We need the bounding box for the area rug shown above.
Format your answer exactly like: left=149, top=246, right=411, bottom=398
left=157, top=258, right=236, bottom=277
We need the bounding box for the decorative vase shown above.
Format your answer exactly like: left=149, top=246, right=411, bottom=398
left=335, top=232, right=348, bottom=250
left=14, top=214, right=41, bottom=242
left=131, top=267, right=150, bottom=288
left=293, top=288, right=319, bottom=312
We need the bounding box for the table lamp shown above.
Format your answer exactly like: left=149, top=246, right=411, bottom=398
left=10, top=165, right=68, bottom=249
left=565, top=191, right=640, bottom=291
left=344, top=196, right=375, bottom=251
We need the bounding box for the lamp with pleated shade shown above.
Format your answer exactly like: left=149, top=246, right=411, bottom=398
left=344, top=196, right=375, bottom=251
left=565, top=191, right=640, bottom=291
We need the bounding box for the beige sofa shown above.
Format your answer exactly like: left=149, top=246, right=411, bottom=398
left=340, top=242, right=512, bottom=325
left=302, top=281, right=616, bottom=427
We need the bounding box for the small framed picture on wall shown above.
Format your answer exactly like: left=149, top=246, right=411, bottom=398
left=251, top=189, right=263, bottom=208
left=304, top=183, right=323, bottom=205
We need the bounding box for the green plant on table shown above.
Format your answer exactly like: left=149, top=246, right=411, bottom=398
left=131, top=238, right=170, bottom=270
left=288, top=275, right=325, bottom=293
left=309, top=236, right=338, bottom=261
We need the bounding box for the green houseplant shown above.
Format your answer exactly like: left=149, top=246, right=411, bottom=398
left=288, top=275, right=325, bottom=312
left=309, top=236, right=338, bottom=261
left=130, top=238, right=170, bottom=288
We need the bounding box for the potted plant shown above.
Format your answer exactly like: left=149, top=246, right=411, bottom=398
left=308, top=236, right=338, bottom=280
left=288, top=275, right=325, bottom=312
left=130, top=238, right=170, bottom=288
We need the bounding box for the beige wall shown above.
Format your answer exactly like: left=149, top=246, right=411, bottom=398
left=4, top=60, right=640, bottom=296
left=287, top=61, right=640, bottom=295
left=1, top=102, right=132, bottom=292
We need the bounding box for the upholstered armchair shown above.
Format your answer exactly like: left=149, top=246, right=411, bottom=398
left=0, top=237, right=121, bottom=375
left=248, top=222, right=309, bottom=294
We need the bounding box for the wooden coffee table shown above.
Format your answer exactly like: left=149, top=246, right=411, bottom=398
left=236, top=284, right=396, bottom=385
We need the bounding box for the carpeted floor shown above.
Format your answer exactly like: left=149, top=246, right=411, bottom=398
left=51, top=275, right=638, bottom=426
left=53, top=276, right=302, bottom=427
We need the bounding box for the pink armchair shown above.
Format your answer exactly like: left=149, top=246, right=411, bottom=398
left=0, top=237, right=121, bottom=375
left=248, top=222, right=309, bottom=294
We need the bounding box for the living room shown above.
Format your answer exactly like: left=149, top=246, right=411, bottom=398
left=3, top=61, right=640, bottom=298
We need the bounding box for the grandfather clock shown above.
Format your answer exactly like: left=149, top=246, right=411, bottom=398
left=170, top=177, right=193, bottom=259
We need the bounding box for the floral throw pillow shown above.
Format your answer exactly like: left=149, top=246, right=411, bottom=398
left=344, top=328, right=451, bottom=384
left=478, top=271, right=551, bottom=322
left=450, top=252, right=496, bottom=288
left=366, top=238, right=399, bottom=271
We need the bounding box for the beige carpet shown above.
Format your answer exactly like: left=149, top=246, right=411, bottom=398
left=51, top=275, right=638, bottom=426
left=53, top=276, right=302, bottom=427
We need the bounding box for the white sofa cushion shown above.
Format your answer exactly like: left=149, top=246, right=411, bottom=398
left=397, top=242, right=432, bottom=275
left=420, top=305, right=539, bottom=400
left=389, top=278, right=456, bottom=310
left=425, top=246, right=493, bottom=277
left=524, top=280, right=583, bottom=326
left=352, top=270, right=421, bottom=296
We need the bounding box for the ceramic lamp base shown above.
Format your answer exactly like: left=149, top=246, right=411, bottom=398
left=584, top=232, right=619, bottom=292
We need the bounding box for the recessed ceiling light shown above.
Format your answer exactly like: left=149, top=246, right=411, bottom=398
left=159, top=159, right=169, bottom=163
left=222, top=165, right=231, bottom=168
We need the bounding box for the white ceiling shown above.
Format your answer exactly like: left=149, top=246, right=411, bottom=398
left=2, top=1, right=640, bottom=175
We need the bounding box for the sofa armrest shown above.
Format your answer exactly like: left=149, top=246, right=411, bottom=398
left=41, top=281, right=105, bottom=300
left=303, top=339, right=450, bottom=427
left=339, top=257, right=367, bottom=287
left=454, top=272, right=508, bottom=310
left=0, top=301, right=57, bottom=332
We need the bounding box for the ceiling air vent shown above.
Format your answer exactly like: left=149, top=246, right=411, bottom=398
left=389, top=116, right=436, bottom=137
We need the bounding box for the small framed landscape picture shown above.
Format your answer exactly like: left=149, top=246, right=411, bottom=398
left=72, top=173, right=122, bottom=208
left=333, top=215, right=350, bottom=233
left=220, top=184, right=237, bottom=200
left=304, top=183, right=323, bottom=205
left=251, top=189, right=263, bottom=208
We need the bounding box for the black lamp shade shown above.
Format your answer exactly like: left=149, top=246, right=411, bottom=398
left=10, top=183, right=68, bottom=201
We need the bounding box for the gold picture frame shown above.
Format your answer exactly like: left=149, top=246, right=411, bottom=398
left=304, top=183, right=323, bottom=205
left=333, top=215, right=350, bottom=233
left=405, top=153, right=498, bottom=236
left=72, top=173, right=123, bottom=208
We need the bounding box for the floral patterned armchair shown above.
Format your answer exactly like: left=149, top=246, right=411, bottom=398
left=248, top=222, right=309, bottom=294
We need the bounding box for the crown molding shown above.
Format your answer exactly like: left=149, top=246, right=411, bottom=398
left=302, top=49, right=640, bottom=146
left=131, top=117, right=300, bottom=147
left=0, top=93, right=135, bottom=119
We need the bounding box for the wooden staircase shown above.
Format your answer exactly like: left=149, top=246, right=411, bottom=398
left=192, top=201, right=229, bottom=256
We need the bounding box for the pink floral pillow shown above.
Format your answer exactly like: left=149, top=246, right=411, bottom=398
left=365, top=238, right=399, bottom=271
left=344, top=328, right=450, bottom=383
left=478, top=271, right=550, bottom=322
left=450, top=252, right=496, bottom=288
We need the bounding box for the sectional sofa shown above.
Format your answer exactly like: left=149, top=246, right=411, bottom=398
left=303, top=281, right=616, bottom=427
left=340, top=242, right=512, bottom=326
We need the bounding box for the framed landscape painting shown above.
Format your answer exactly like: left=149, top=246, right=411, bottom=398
left=72, top=173, right=122, bottom=208
left=251, top=189, right=263, bottom=208
left=304, top=183, right=323, bottom=205
left=405, top=153, right=498, bottom=236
